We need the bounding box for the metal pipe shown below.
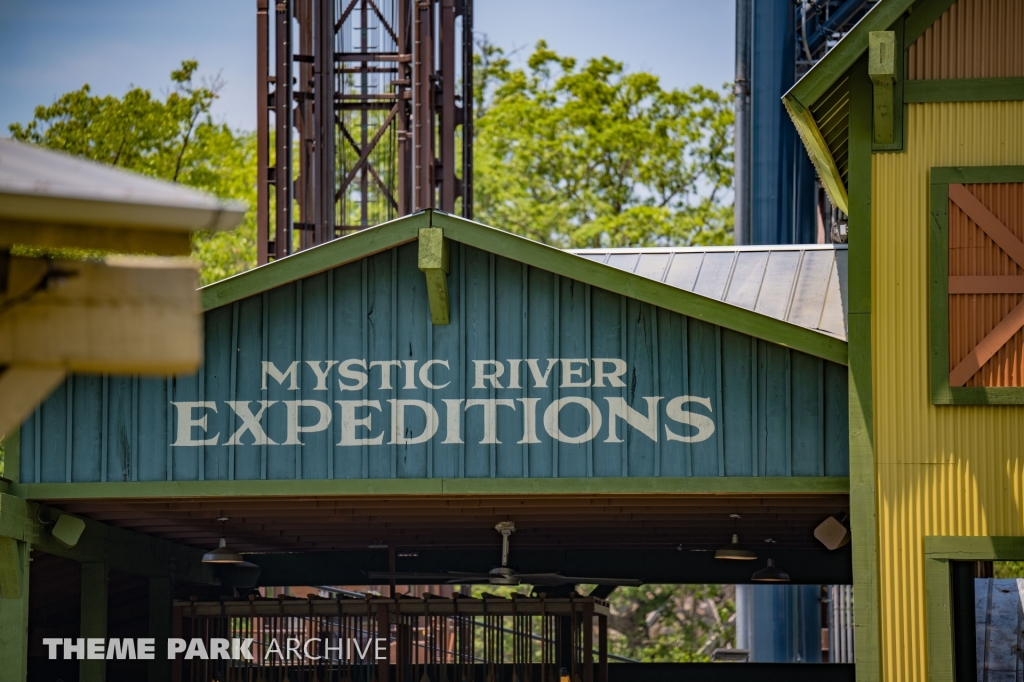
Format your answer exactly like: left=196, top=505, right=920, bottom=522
left=733, top=0, right=752, bottom=245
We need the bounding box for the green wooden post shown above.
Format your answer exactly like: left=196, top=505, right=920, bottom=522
left=148, top=576, right=172, bottom=682
left=0, top=538, right=30, bottom=682
left=848, top=55, right=882, bottom=682
left=80, top=562, right=108, bottom=682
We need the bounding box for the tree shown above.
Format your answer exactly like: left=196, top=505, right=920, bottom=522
left=605, top=584, right=735, bottom=662
left=461, top=582, right=735, bottom=663
left=8, top=61, right=256, bottom=285
left=473, top=41, right=734, bottom=248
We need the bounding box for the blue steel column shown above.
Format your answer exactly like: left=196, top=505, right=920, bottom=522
left=737, top=584, right=823, bottom=661
left=733, top=0, right=752, bottom=245
left=749, top=0, right=816, bottom=245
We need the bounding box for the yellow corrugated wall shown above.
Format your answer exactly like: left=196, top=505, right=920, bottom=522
left=872, top=101, right=1024, bottom=682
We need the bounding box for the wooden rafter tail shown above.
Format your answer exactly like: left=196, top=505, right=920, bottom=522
left=949, top=298, right=1024, bottom=387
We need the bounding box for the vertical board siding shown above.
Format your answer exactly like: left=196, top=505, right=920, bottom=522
left=872, top=102, right=1024, bottom=682
left=20, top=243, right=849, bottom=483
left=907, top=0, right=1024, bottom=80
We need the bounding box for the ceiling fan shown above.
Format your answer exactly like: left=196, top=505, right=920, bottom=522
left=366, top=521, right=643, bottom=587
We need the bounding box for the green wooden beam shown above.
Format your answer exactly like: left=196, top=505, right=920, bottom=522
left=0, top=537, right=28, bottom=682
left=905, top=77, right=1024, bottom=103
left=921, top=536, right=1024, bottom=682
left=201, top=212, right=428, bottom=311
left=783, top=0, right=920, bottom=207
left=787, top=0, right=914, bottom=109
left=0, top=493, right=217, bottom=584
left=847, top=57, right=882, bottom=682
left=0, top=494, right=27, bottom=546
left=80, top=562, right=108, bottom=682
left=199, top=209, right=848, bottom=366
left=931, top=166, right=1024, bottom=185
left=924, top=557, right=954, bottom=682
left=925, top=535, right=1024, bottom=560
left=0, top=536, right=23, bottom=600
left=418, top=227, right=450, bottom=325
left=431, top=212, right=849, bottom=365
left=12, top=476, right=851, bottom=501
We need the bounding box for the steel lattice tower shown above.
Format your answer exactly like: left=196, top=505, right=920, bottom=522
left=257, top=0, right=473, bottom=263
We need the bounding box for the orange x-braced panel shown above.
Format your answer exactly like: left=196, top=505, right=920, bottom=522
left=948, top=182, right=1024, bottom=387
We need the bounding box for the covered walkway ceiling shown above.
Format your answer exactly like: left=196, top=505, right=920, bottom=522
left=43, top=493, right=848, bottom=554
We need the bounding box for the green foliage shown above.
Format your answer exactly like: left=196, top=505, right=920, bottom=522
left=8, top=61, right=256, bottom=285
left=473, top=41, right=734, bottom=248
left=605, top=584, right=735, bottom=662
left=457, top=583, right=733, bottom=663
left=994, top=561, right=1024, bottom=578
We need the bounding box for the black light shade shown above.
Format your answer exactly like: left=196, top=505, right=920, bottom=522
left=715, top=534, right=757, bottom=560
left=202, top=537, right=244, bottom=564
left=751, top=558, right=790, bottom=582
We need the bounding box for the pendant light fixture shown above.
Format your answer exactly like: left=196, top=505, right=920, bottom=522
left=202, top=517, right=244, bottom=564
left=751, top=538, right=790, bottom=582
left=715, top=514, right=757, bottom=560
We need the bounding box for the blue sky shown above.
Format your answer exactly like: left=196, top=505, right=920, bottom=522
left=0, top=0, right=735, bottom=133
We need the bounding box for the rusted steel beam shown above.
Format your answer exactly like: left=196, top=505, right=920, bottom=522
left=314, top=0, right=336, bottom=245
left=460, top=0, right=473, bottom=219
left=256, top=0, right=270, bottom=265
left=438, top=0, right=457, bottom=212
left=296, top=0, right=315, bottom=251
left=274, top=0, right=293, bottom=260
left=258, top=0, right=470, bottom=260
left=413, top=0, right=435, bottom=211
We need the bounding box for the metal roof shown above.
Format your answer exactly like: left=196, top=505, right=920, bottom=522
left=0, top=137, right=244, bottom=232
left=568, top=244, right=849, bottom=342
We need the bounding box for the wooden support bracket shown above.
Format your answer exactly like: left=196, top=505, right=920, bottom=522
left=868, top=31, right=896, bottom=144
left=418, top=227, right=450, bottom=325
left=0, top=255, right=202, bottom=374
left=0, top=255, right=203, bottom=434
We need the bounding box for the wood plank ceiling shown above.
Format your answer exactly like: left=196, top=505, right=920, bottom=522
left=44, top=494, right=849, bottom=553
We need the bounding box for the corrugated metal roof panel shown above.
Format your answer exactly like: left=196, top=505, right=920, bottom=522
left=568, top=244, right=848, bottom=341
left=664, top=252, right=705, bottom=290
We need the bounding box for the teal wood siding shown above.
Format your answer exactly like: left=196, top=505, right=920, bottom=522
left=18, top=242, right=849, bottom=483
